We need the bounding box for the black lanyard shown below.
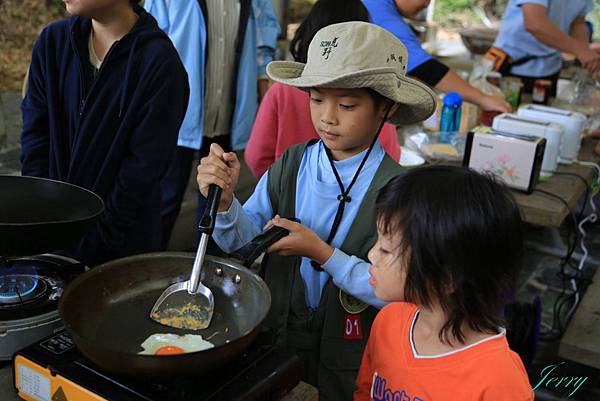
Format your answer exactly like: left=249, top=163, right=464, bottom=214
left=311, top=107, right=391, bottom=271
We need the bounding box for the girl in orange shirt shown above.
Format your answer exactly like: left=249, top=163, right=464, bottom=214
left=355, top=166, right=534, bottom=401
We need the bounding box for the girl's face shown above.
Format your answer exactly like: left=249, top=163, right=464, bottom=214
left=309, top=88, right=389, bottom=160
left=367, top=224, right=408, bottom=302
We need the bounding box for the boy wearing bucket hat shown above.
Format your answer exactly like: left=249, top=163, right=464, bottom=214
left=196, top=22, right=436, bottom=400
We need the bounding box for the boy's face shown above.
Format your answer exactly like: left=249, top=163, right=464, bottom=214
left=367, top=224, right=407, bottom=302
left=63, top=0, right=129, bottom=18
left=309, top=88, right=388, bottom=160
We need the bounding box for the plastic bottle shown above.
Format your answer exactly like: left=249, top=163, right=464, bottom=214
left=439, top=92, right=462, bottom=142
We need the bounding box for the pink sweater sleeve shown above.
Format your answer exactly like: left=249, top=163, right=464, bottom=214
left=245, top=85, right=280, bottom=178
left=379, top=123, right=401, bottom=162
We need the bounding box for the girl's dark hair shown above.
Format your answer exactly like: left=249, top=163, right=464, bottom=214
left=130, top=0, right=141, bottom=5
left=290, top=0, right=370, bottom=63
left=376, top=166, right=523, bottom=344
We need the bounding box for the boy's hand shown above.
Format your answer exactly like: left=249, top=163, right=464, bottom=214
left=196, top=143, right=241, bottom=212
left=265, top=215, right=334, bottom=265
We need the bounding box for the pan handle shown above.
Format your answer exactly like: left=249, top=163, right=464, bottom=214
left=229, top=218, right=299, bottom=267
left=198, top=185, right=222, bottom=235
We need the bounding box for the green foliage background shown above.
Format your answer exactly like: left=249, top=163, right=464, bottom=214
left=590, top=0, right=600, bottom=41
left=436, top=0, right=600, bottom=41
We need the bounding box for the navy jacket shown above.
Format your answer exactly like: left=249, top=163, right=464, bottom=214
left=21, top=7, right=189, bottom=266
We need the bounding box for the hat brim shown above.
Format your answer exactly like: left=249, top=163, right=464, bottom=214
left=267, top=61, right=437, bottom=126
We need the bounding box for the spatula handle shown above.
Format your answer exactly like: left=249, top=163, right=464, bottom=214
left=199, top=184, right=222, bottom=235
left=190, top=184, right=221, bottom=293
left=229, top=218, right=300, bottom=267
left=189, top=232, right=210, bottom=293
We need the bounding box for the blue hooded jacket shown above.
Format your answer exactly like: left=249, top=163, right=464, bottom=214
left=21, top=6, right=189, bottom=266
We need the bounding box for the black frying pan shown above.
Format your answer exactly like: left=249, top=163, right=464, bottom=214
left=0, top=175, right=104, bottom=256
left=59, top=225, right=289, bottom=379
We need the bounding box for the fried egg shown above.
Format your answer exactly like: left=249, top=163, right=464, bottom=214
left=138, top=333, right=214, bottom=355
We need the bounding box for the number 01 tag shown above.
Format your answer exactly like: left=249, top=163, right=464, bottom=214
left=343, top=314, right=363, bottom=340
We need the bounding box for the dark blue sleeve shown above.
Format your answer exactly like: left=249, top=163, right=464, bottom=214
left=80, top=56, right=190, bottom=261
left=20, top=30, right=50, bottom=178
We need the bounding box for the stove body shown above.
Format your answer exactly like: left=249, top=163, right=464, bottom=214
left=0, top=254, right=85, bottom=360
left=14, top=330, right=300, bottom=401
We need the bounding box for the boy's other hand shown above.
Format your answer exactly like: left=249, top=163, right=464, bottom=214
left=196, top=143, right=241, bottom=212
left=266, top=215, right=334, bottom=265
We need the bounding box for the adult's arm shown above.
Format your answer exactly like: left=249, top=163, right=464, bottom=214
left=435, top=69, right=512, bottom=112
left=376, top=14, right=510, bottom=112
left=21, top=30, right=50, bottom=177
left=80, top=58, right=189, bottom=260
left=409, top=58, right=449, bottom=87
left=253, top=0, right=280, bottom=99
left=521, top=3, right=600, bottom=73
left=570, top=16, right=590, bottom=44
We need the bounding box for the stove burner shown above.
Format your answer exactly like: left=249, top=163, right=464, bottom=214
left=0, top=274, right=47, bottom=305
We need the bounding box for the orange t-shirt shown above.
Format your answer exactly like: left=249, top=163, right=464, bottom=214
left=355, top=302, right=534, bottom=401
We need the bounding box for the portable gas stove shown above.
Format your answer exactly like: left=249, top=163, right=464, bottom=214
left=13, top=329, right=301, bottom=401
left=0, top=254, right=85, bottom=361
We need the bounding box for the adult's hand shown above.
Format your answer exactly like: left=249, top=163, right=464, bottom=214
left=522, top=5, right=599, bottom=76
left=575, top=46, right=600, bottom=75
left=435, top=70, right=512, bottom=112
left=478, top=94, right=512, bottom=113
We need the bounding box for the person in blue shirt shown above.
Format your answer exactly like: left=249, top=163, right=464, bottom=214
left=144, top=0, right=280, bottom=248
left=494, top=0, right=600, bottom=96
left=363, top=0, right=511, bottom=113
left=20, top=0, right=189, bottom=266
left=197, top=21, right=437, bottom=401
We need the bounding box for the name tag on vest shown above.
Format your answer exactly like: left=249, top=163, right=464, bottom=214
left=344, top=314, right=363, bottom=340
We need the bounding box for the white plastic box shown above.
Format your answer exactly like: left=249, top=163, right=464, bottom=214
left=517, top=104, right=586, bottom=163
left=493, top=113, right=562, bottom=176
left=463, top=131, right=546, bottom=193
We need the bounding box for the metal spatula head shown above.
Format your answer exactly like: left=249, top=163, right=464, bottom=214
left=150, top=186, right=221, bottom=330
left=149, top=283, right=214, bottom=330
left=150, top=234, right=214, bottom=330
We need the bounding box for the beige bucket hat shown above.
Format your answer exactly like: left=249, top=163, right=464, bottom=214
left=267, top=21, right=437, bottom=126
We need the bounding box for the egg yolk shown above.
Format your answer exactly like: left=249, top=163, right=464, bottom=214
left=154, top=346, right=185, bottom=355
